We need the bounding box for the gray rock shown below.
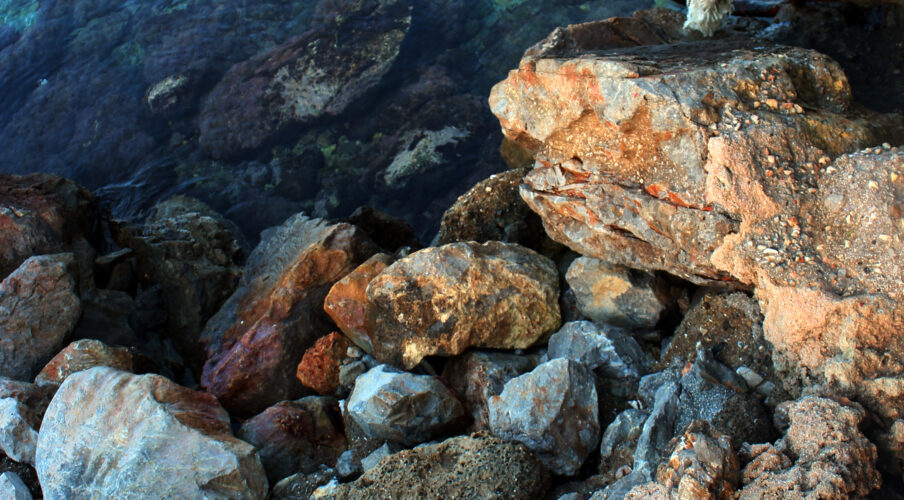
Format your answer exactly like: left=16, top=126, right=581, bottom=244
left=336, top=449, right=363, bottom=481
left=338, top=360, right=368, bottom=393
left=634, top=381, right=679, bottom=478
left=489, top=358, right=600, bottom=476
left=637, top=370, right=679, bottom=409
left=593, top=471, right=648, bottom=500
left=0, top=471, right=31, bottom=500
left=547, top=321, right=646, bottom=378
left=270, top=468, right=335, bottom=500
left=0, top=399, right=37, bottom=466
left=346, top=365, right=464, bottom=446
left=36, top=367, right=267, bottom=499
left=565, top=258, right=668, bottom=329
left=600, top=408, right=649, bottom=460
left=361, top=443, right=393, bottom=472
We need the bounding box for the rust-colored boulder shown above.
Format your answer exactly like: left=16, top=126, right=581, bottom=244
left=200, top=214, right=378, bottom=416
left=366, top=241, right=560, bottom=369
left=323, top=253, right=395, bottom=354
left=296, top=332, right=351, bottom=396
left=34, top=339, right=135, bottom=395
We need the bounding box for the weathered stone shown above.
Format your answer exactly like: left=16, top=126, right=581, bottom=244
left=34, top=339, right=135, bottom=395
left=335, top=449, right=362, bottom=482
left=200, top=214, right=378, bottom=416
left=443, top=350, right=538, bottom=431
left=599, top=408, right=648, bottom=482
left=547, top=321, right=646, bottom=379
left=360, top=443, right=393, bottom=473
left=323, top=253, right=395, bottom=355
left=0, top=380, right=47, bottom=420
left=0, top=471, right=31, bottom=500
left=0, top=254, right=81, bottom=381
left=345, top=365, right=464, bottom=446
left=296, top=332, right=351, bottom=396
left=634, top=380, right=680, bottom=478
left=270, top=468, right=334, bottom=500
left=318, top=433, right=550, bottom=499
left=565, top=257, right=668, bottom=329
left=366, top=241, right=560, bottom=369
left=489, top=358, right=599, bottom=476
left=737, top=396, right=881, bottom=499
left=238, top=397, right=345, bottom=483
left=0, top=400, right=37, bottom=467
left=36, top=367, right=267, bottom=499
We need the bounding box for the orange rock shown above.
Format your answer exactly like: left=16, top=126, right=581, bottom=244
left=296, top=333, right=351, bottom=395
left=323, top=253, right=394, bottom=354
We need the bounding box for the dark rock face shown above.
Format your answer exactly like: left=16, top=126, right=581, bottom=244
left=366, top=241, right=561, bottom=369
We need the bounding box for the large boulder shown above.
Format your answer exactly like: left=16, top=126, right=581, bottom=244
left=0, top=254, right=81, bottom=381
left=366, top=241, right=560, bottom=369
left=200, top=214, right=378, bottom=416
left=36, top=367, right=267, bottom=499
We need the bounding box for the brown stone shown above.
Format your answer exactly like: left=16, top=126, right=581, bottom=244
left=34, top=339, right=135, bottom=395
left=323, top=253, right=394, bottom=354
left=296, top=332, right=351, bottom=396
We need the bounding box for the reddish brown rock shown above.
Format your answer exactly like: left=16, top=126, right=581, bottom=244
left=296, top=332, right=351, bottom=396
left=366, top=241, right=560, bottom=369
left=238, top=397, right=346, bottom=483
left=200, top=214, right=378, bottom=416
left=34, top=339, right=135, bottom=394
left=323, top=253, right=395, bottom=354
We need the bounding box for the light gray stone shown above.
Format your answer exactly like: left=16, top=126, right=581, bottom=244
left=634, top=381, right=679, bottom=478
left=565, top=258, right=667, bottom=329
left=600, top=408, right=649, bottom=460
left=0, top=398, right=37, bottom=466
left=0, top=472, right=32, bottom=500
left=547, top=321, right=646, bottom=378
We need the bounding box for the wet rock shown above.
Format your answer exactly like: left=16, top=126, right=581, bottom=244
left=565, top=258, right=669, bottom=329
left=36, top=367, right=267, bottom=499
left=345, top=365, right=464, bottom=446
left=0, top=174, right=95, bottom=280
left=489, top=358, right=599, bottom=476
left=199, top=0, right=412, bottom=159
left=296, top=332, right=351, bottom=396
left=318, top=433, right=550, bottom=499
left=599, top=409, right=649, bottom=482
left=34, top=339, right=135, bottom=395
left=366, top=241, right=560, bottom=369
left=547, top=321, right=647, bottom=379
left=737, top=396, right=881, bottom=499
left=443, top=350, right=538, bottom=431
left=114, top=196, right=245, bottom=372
left=270, top=468, right=335, bottom=500
left=200, top=214, right=378, bottom=416
left=323, top=253, right=395, bottom=354
left=0, top=471, right=31, bottom=500
left=0, top=400, right=37, bottom=467
left=238, top=397, right=346, bottom=483
left=0, top=254, right=81, bottom=381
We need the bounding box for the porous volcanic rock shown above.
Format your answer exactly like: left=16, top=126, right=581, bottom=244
left=323, top=253, right=395, bottom=355
left=565, top=257, right=669, bottom=329
left=317, top=433, right=550, bottom=500
left=36, top=367, right=267, bottom=499
left=200, top=214, right=378, bottom=416
left=0, top=254, right=81, bottom=381
left=296, top=332, right=351, bottom=396
left=34, top=339, right=135, bottom=395
left=366, top=241, right=560, bottom=369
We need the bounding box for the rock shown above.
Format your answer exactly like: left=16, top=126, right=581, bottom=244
left=0, top=174, right=95, bottom=280
left=296, top=332, right=351, bottom=396
left=0, top=380, right=48, bottom=419
left=489, top=358, right=600, bottom=476
left=338, top=360, right=370, bottom=393
left=0, top=400, right=37, bottom=467
left=0, top=254, right=81, bottom=381
left=200, top=214, right=378, bottom=416
left=565, top=258, right=669, bottom=329
left=599, top=409, right=649, bottom=482
left=270, top=468, right=334, bottom=500
left=335, top=449, right=362, bottom=482
left=366, top=241, right=560, bottom=369
left=323, top=253, right=395, bottom=355
left=547, top=321, right=647, bottom=379
left=634, top=380, right=680, bottom=478
left=360, top=443, right=393, bottom=473
left=0, top=471, right=31, bottom=500
left=238, top=397, right=345, bottom=483
left=37, top=367, right=267, bottom=498
left=345, top=365, right=464, bottom=446
left=317, top=433, right=550, bottom=499
left=340, top=206, right=422, bottom=253
left=114, top=195, right=246, bottom=371
left=443, top=350, right=538, bottom=431
left=199, top=0, right=412, bottom=159
left=34, top=339, right=135, bottom=395
left=737, top=396, right=881, bottom=499
left=70, top=289, right=139, bottom=348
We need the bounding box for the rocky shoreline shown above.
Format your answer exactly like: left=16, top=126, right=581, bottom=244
left=2, top=2, right=904, bottom=499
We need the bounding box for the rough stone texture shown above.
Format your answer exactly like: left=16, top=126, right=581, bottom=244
left=489, top=358, right=600, bottom=476
left=0, top=400, right=37, bottom=467
left=323, top=253, right=395, bottom=355
left=737, top=396, right=881, bottom=499
left=296, top=332, right=351, bottom=396
left=270, top=469, right=334, bottom=500
left=599, top=408, right=648, bottom=483
left=346, top=365, right=464, bottom=446
left=547, top=321, right=646, bottom=379
left=442, top=350, right=538, bottom=431
left=0, top=254, right=81, bottom=381
left=565, top=257, right=668, bottom=329
left=0, top=381, right=47, bottom=421
left=0, top=174, right=95, bottom=280
left=113, top=196, right=245, bottom=371
left=200, top=214, right=378, bottom=416
left=0, top=471, right=31, bottom=500
left=238, top=397, right=345, bottom=483
left=199, top=0, right=411, bottom=159
left=634, top=380, right=680, bottom=478
left=34, top=339, right=135, bottom=395
left=366, top=241, right=560, bottom=369
left=36, top=367, right=267, bottom=499
left=318, top=433, right=550, bottom=500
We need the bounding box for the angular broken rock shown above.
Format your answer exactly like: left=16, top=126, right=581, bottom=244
left=36, top=367, right=267, bottom=499
left=296, top=332, right=351, bottom=396
left=0, top=254, right=81, bottom=381
left=323, top=253, right=395, bottom=355
left=489, top=358, right=600, bottom=476
left=366, top=241, right=560, bottom=369
left=547, top=321, right=646, bottom=379
left=346, top=365, right=464, bottom=446
left=34, top=339, right=135, bottom=395
left=200, top=214, right=378, bottom=416
left=599, top=408, right=648, bottom=480
left=565, top=257, right=668, bottom=329
left=0, top=471, right=32, bottom=500
left=0, top=399, right=38, bottom=466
